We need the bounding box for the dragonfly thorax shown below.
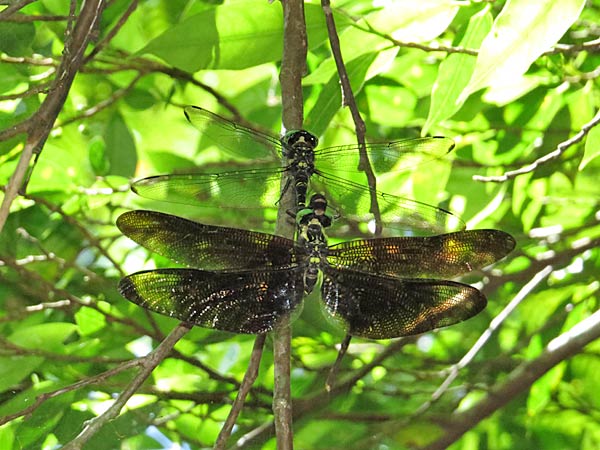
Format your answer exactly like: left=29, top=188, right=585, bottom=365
left=299, top=217, right=328, bottom=294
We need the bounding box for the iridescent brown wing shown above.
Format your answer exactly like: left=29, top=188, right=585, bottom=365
left=119, top=267, right=304, bottom=334
left=326, top=229, right=515, bottom=278
left=117, top=210, right=299, bottom=270
left=321, top=267, right=486, bottom=339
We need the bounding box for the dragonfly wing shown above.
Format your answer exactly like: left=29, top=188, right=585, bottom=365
left=184, top=106, right=282, bottom=160
left=119, top=267, right=304, bottom=334
left=321, top=267, right=486, bottom=339
left=327, top=230, right=516, bottom=278
left=117, top=210, right=299, bottom=269
left=131, top=166, right=285, bottom=210
left=315, top=136, right=455, bottom=174
left=310, top=172, right=465, bottom=237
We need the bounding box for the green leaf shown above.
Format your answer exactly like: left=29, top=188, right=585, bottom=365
left=305, top=52, right=377, bottom=135
left=0, top=22, right=35, bottom=56
left=423, top=7, right=492, bottom=134
left=139, top=2, right=332, bottom=71
left=75, top=306, right=107, bottom=336
left=88, top=136, right=109, bottom=176
left=0, top=356, right=44, bottom=392
left=8, top=322, right=78, bottom=352
left=462, top=0, right=586, bottom=99
left=580, top=123, right=600, bottom=170
left=364, top=0, right=458, bottom=42
left=104, top=112, right=137, bottom=177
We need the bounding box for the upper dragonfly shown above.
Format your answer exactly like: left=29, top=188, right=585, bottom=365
left=131, top=107, right=461, bottom=237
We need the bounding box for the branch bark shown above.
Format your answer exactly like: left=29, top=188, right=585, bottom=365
left=0, top=0, right=106, bottom=232
left=273, top=1, right=308, bottom=448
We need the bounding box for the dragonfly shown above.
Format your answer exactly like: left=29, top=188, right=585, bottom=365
left=130, top=106, right=461, bottom=238
left=117, top=195, right=516, bottom=338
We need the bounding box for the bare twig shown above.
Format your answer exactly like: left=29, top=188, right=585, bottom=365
left=0, top=359, right=141, bottom=426
left=413, top=266, right=554, bottom=416
left=62, top=323, right=191, bottom=450
left=83, top=0, right=139, bottom=63
left=0, top=0, right=37, bottom=21
left=215, top=334, right=267, bottom=449
left=1, top=14, right=73, bottom=22
left=0, top=0, right=107, bottom=232
left=473, top=108, right=600, bottom=182
left=58, top=73, right=144, bottom=127
left=321, top=0, right=382, bottom=234
left=420, top=308, right=600, bottom=450
left=272, top=1, right=309, bottom=448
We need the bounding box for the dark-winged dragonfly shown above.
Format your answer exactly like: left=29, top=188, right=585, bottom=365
left=130, top=107, right=462, bottom=237
left=118, top=195, right=515, bottom=338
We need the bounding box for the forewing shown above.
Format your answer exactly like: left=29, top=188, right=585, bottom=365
left=184, top=106, right=281, bottom=160
left=315, top=136, right=455, bottom=174
left=117, top=210, right=298, bottom=269
left=119, top=268, right=304, bottom=334
left=321, top=267, right=486, bottom=339
left=327, top=230, right=516, bottom=278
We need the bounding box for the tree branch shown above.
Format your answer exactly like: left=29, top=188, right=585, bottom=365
left=0, top=0, right=107, bottom=232
left=62, top=323, right=191, bottom=450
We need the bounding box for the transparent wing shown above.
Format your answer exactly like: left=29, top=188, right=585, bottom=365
left=315, top=136, right=455, bottom=175
left=131, top=166, right=285, bottom=210
left=309, top=172, right=465, bottom=237
left=184, top=106, right=282, bottom=160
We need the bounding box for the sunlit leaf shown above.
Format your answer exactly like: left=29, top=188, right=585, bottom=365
left=461, top=0, right=586, bottom=99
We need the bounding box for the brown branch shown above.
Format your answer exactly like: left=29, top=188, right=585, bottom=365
left=0, top=255, right=151, bottom=337
left=273, top=0, right=309, bottom=447
left=420, top=308, right=600, bottom=450
left=413, top=265, right=554, bottom=417
left=0, top=358, right=141, bottom=427
left=0, top=81, right=52, bottom=101
left=321, top=0, right=382, bottom=234
left=62, top=323, right=191, bottom=450
left=14, top=188, right=125, bottom=276
left=83, top=0, right=139, bottom=63
left=0, top=0, right=37, bottom=21
left=57, top=72, right=144, bottom=127
left=0, top=0, right=107, bottom=233
left=232, top=338, right=417, bottom=448
left=1, top=14, right=73, bottom=22
left=214, top=334, right=266, bottom=449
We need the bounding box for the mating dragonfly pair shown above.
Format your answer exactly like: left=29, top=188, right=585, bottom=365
left=118, top=107, right=515, bottom=338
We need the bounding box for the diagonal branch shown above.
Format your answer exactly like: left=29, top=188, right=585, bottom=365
left=61, top=323, right=191, bottom=450
left=0, top=0, right=106, bottom=233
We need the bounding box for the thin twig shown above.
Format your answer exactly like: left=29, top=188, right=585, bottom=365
left=83, top=0, right=139, bottom=63
left=420, top=308, right=600, bottom=450
left=0, top=0, right=37, bottom=21
left=473, top=109, right=600, bottom=182
left=273, top=1, right=309, bottom=448
left=412, top=265, right=553, bottom=417
left=0, top=0, right=107, bottom=233
left=0, top=359, right=141, bottom=426
left=215, top=334, right=267, bottom=449
left=321, top=0, right=382, bottom=234
left=61, top=323, right=191, bottom=450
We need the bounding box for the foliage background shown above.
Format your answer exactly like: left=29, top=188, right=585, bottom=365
left=1, top=0, right=600, bottom=449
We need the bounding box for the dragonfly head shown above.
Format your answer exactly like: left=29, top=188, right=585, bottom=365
left=282, top=130, right=319, bottom=149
